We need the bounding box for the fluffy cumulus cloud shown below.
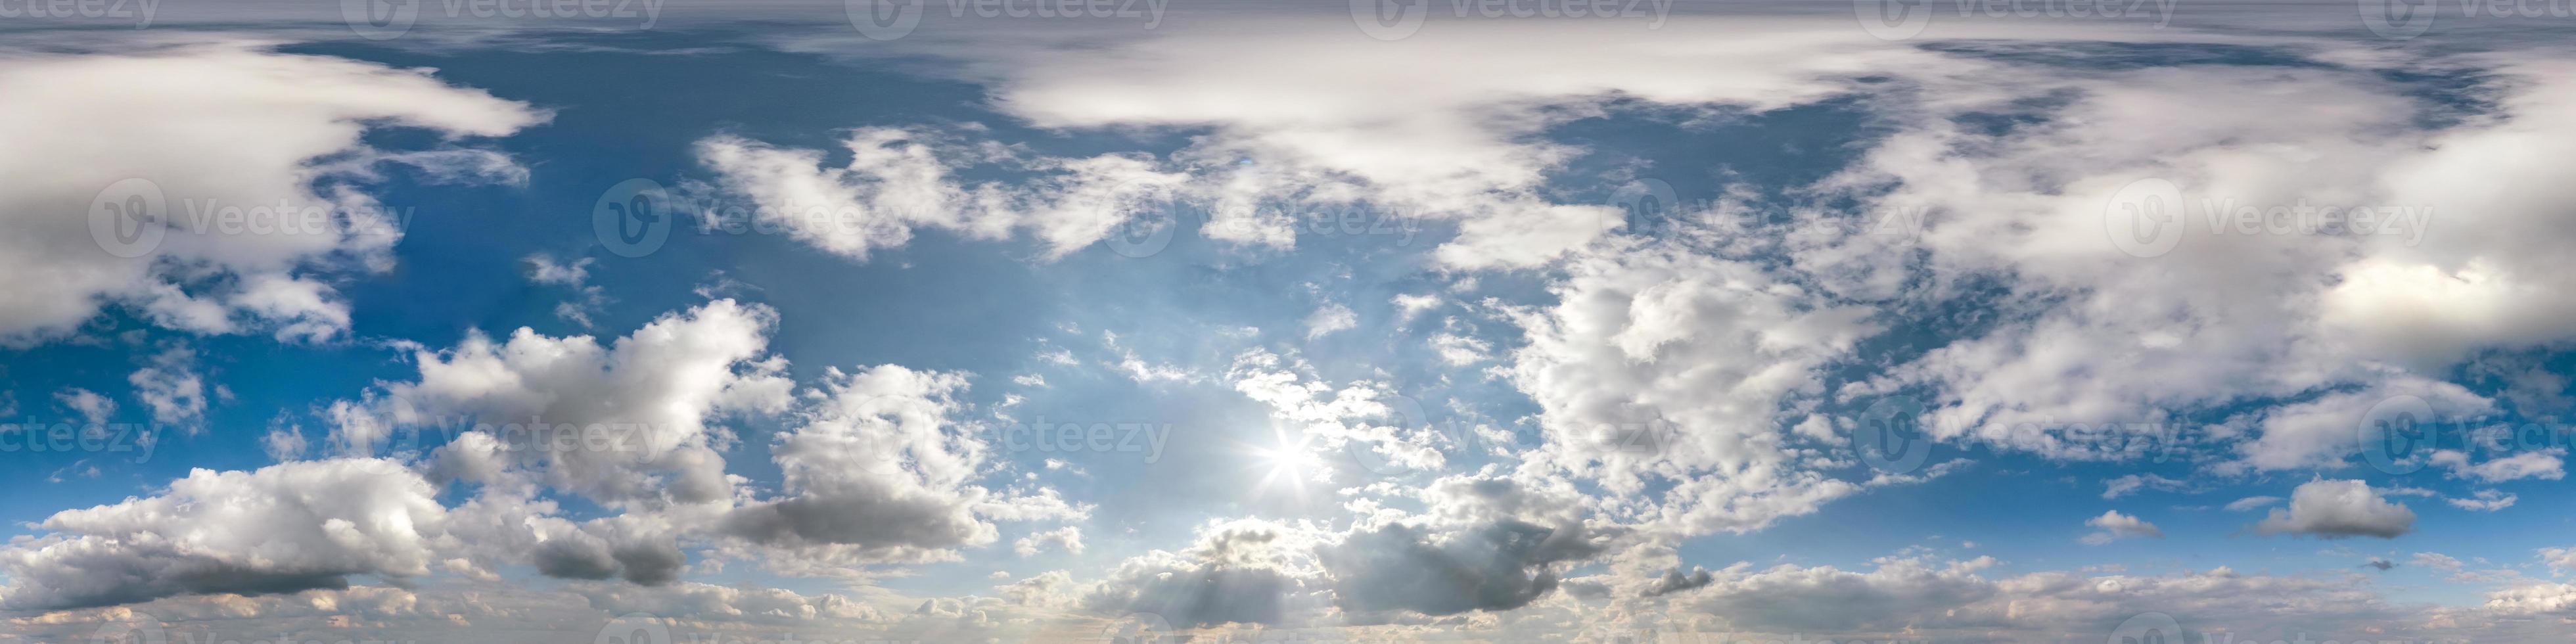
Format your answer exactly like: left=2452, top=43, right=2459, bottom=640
left=694, top=129, right=1187, bottom=262
left=1676, top=555, right=1998, bottom=633
left=350, top=299, right=793, bottom=507
left=1078, top=519, right=1325, bottom=629
left=0, top=39, right=542, bottom=346
left=961, top=19, right=1946, bottom=268
left=2254, top=480, right=2417, bottom=540
left=0, top=458, right=446, bottom=611
left=24, top=8, right=2576, bottom=643
left=1506, top=240, right=1878, bottom=538
left=722, top=363, right=1084, bottom=565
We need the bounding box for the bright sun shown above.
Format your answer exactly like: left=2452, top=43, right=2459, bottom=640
left=1251, top=436, right=1326, bottom=499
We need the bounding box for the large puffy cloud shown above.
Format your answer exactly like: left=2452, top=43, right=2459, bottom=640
left=1820, top=49, right=2576, bottom=476
left=2254, top=479, right=2417, bottom=539
left=1322, top=520, right=1606, bottom=618
left=1321, top=471, right=1620, bottom=620
left=1079, top=519, right=1327, bottom=629
left=1658, top=554, right=2452, bottom=641
left=0, top=458, right=446, bottom=611
left=0, top=39, right=542, bottom=345
left=321, top=300, right=795, bottom=587
left=1506, top=240, right=1878, bottom=538
left=347, top=298, right=794, bottom=508
left=722, top=364, right=1083, bottom=565
left=1678, top=555, right=1997, bottom=633
left=967, top=20, right=1956, bottom=268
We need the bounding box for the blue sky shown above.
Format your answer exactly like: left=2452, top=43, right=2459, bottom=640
left=7, top=2, right=2576, bottom=643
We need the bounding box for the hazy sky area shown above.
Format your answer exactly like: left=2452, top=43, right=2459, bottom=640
left=6, top=1, right=2576, bottom=642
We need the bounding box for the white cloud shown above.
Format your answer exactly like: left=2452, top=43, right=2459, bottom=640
left=2224, top=495, right=2284, bottom=512
left=2254, top=480, right=2416, bottom=539
left=52, top=388, right=114, bottom=426
left=2448, top=489, right=2518, bottom=512
left=955, top=20, right=1946, bottom=268
left=2430, top=448, right=2565, bottom=483
left=261, top=424, right=308, bottom=462
left=1015, top=526, right=1085, bottom=557
left=694, top=129, right=1188, bottom=262
left=722, top=363, right=1084, bottom=566
left=1079, top=518, right=1327, bottom=628
left=0, top=458, right=446, bottom=611
left=1304, top=302, right=1356, bottom=340
left=0, top=40, right=542, bottom=346
left=127, top=346, right=207, bottom=429
left=1506, top=242, right=1876, bottom=537
left=2414, top=552, right=2464, bottom=572
left=348, top=299, right=794, bottom=507
left=2102, top=473, right=2188, bottom=499
left=2081, top=510, right=2165, bottom=545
